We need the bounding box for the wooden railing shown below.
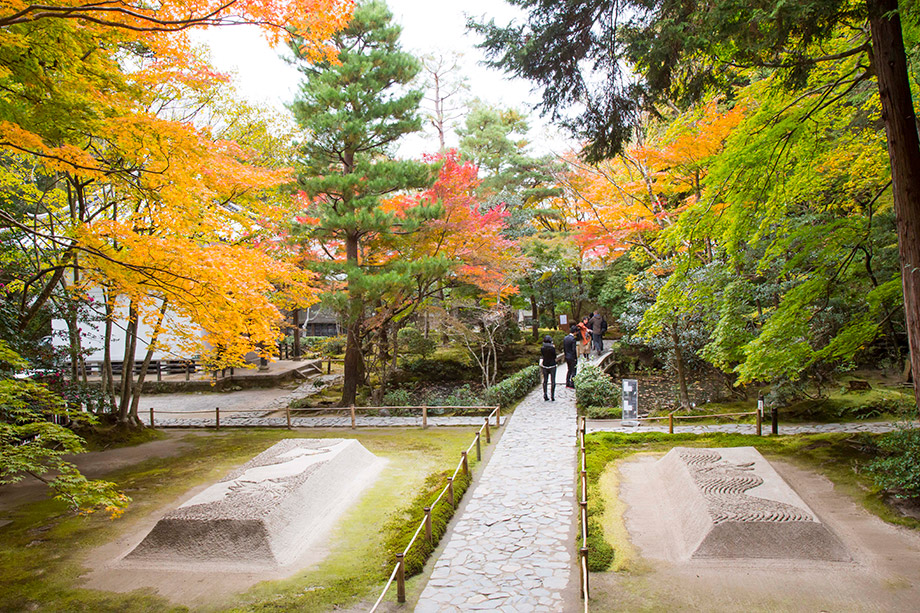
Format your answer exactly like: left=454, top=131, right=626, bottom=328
left=369, top=406, right=503, bottom=612
left=577, top=415, right=590, bottom=609
left=145, top=404, right=499, bottom=429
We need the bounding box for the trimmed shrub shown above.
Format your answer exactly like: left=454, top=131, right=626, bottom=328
left=320, top=335, right=346, bottom=356
left=574, top=364, right=620, bottom=412
left=484, top=365, right=541, bottom=409
left=866, top=425, right=920, bottom=498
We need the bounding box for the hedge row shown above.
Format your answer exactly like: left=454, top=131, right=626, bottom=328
left=484, top=364, right=541, bottom=409
left=383, top=469, right=473, bottom=577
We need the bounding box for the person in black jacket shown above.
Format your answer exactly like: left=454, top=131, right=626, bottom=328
left=540, top=335, right=557, bottom=401
left=563, top=325, right=578, bottom=388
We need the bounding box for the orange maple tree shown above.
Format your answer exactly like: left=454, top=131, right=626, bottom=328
left=561, top=100, right=744, bottom=263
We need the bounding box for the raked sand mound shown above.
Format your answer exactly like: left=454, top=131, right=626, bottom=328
left=125, top=438, right=382, bottom=568
left=654, top=446, right=850, bottom=561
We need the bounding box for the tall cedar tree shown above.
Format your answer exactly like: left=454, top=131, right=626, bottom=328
left=291, top=0, right=434, bottom=406
left=472, top=0, right=920, bottom=412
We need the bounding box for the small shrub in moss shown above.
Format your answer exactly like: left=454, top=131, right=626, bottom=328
left=866, top=425, right=920, bottom=498
left=383, top=389, right=411, bottom=407
left=383, top=469, right=473, bottom=576
left=574, top=364, right=620, bottom=411
left=397, top=326, right=437, bottom=360
left=586, top=405, right=622, bottom=419
left=404, top=356, right=474, bottom=382
left=484, top=365, right=541, bottom=409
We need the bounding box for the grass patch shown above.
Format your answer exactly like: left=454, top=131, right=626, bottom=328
left=585, top=431, right=920, bottom=573
left=0, top=427, right=479, bottom=612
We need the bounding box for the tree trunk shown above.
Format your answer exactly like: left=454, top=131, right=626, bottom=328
left=342, top=232, right=361, bottom=407
left=530, top=294, right=539, bottom=340
left=102, top=293, right=116, bottom=414
left=671, top=325, right=691, bottom=409
left=130, top=299, right=168, bottom=426
left=869, top=0, right=920, bottom=414
left=118, top=300, right=139, bottom=423
left=292, top=308, right=301, bottom=360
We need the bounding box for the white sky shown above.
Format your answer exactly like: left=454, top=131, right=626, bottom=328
left=192, top=0, right=575, bottom=158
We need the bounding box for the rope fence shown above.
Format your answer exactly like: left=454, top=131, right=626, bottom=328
left=577, top=415, right=589, bottom=609
left=369, top=405, right=502, bottom=612
left=145, top=405, right=501, bottom=430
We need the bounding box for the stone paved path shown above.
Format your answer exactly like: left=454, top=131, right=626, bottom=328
left=414, top=363, right=578, bottom=612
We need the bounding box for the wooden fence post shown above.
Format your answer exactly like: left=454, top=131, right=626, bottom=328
left=475, top=432, right=481, bottom=461
left=422, top=405, right=428, bottom=429
left=668, top=412, right=674, bottom=434
left=286, top=405, right=292, bottom=430
left=149, top=407, right=154, bottom=428
left=424, top=506, right=432, bottom=544
left=580, top=547, right=590, bottom=599
left=396, top=553, right=406, bottom=603
left=350, top=405, right=356, bottom=429
left=216, top=406, right=220, bottom=430
left=447, top=477, right=454, bottom=506
left=495, top=406, right=501, bottom=428
left=756, top=409, right=762, bottom=437
left=484, top=418, right=491, bottom=443
left=461, top=451, right=469, bottom=475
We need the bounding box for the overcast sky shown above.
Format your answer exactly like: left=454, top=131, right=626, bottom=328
left=192, top=0, right=574, bottom=158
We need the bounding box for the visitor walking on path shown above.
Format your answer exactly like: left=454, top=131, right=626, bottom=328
left=577, top=316, right=591, bottom=359
left=540, top=335, right=557, bottom=401
left=563, top=325, right=578, bottom=388
left=588, top=311, right=606, bottom=356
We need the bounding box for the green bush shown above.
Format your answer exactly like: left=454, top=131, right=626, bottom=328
left=866, top=425, right=920, bottom=498
left=574, top=364, right=620, bottom=411
left=398, top=326, right=437, bottom=360
left=484, top=365, right=541, bottom=409
left=586, top=405, right=622, bottom=419
left=383, top=389, right=411, bottom=407
left=320, top=335, right=346, bottom=356
left=404, top=356, right=474, bottom=382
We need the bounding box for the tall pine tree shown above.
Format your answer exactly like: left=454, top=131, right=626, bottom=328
left=291, top=0, right=436, bottom=406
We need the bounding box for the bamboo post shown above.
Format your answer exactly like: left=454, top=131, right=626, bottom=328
left=475, top=431, right=482, bottom=461
left=668, top=412, right=674, bottom=434
left=461, top=451, right=469, bottom=475
left=580, top=547, right=590, bottom=599
left=286, top=405, right=292, bottom=430
left=424, top=506, right=432, bottom=543
left=447, top=477, right=454, bottom=506
left=149, top=407, right=154, bottom=428
left=495, top=406, right=501, bottom=428
left=215, top=406, right=220, bottom=430
left=484, top=418, right=491, bottom=443
left=350, top=404, right=356, bottom=429
left=422, top=405, right=428, bottom=429
left=396, top=553, right=406, bottom=603
left=580, top=470, right=587, bottom=500
left=580, top=500, right=588, bottom=538
left=756, top=409, right=762, bottom=436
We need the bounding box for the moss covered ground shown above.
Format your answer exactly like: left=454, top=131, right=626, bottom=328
left=0, top=427, right=481, bottom=612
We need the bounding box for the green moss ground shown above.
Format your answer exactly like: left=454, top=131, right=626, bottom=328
left=584, top=431, right=920, bottom=572
left=0, top=427, right=480, bottom=612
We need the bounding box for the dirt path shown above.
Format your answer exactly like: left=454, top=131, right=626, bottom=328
left=600, top=453, right=920, bottom=612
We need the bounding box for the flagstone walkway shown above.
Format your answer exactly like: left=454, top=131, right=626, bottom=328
left=414, top=362, right=579, bottom=612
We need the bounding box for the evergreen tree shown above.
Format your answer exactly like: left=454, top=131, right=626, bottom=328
left=291, top=0, right=436, bottom=406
